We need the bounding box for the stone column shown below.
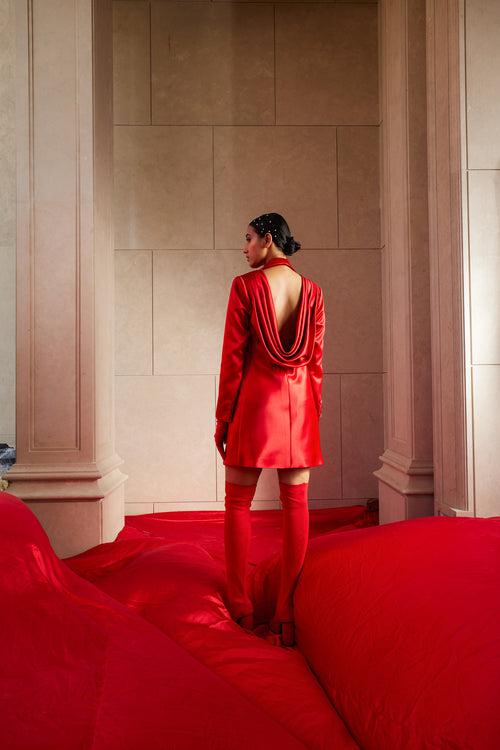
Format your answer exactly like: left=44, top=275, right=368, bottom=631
left=6, top=0, right=126, bottom=556
left=425, top=0, right=469, bottom=517
left=426, top=0, right=500, bottom=518
left=374, top=0, right=434, bottom=523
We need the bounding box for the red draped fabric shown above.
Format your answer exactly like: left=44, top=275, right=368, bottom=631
left=2, top=488, right=500, bottom=749
left=1, top=491, right=374, bottom=750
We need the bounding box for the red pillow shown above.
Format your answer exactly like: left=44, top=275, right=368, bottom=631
left=295, top=516, right=500, bottom=750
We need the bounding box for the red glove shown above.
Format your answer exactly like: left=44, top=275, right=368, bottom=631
left=214, top=419, right=229, bottom=461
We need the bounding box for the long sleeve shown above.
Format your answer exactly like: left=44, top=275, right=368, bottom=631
left=215, top=275, right=251, bottom=423
left=308, top=287, right=325, bottom=418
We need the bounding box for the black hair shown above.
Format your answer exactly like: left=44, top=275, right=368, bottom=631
left=249, top=212, right=302, bottom=256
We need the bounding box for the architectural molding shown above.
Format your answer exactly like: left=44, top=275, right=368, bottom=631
left=426, top=0, right=469, bottom=515
left=8, top=0, right=126, bottom=553
left=376, top=0, right=434, bottom=522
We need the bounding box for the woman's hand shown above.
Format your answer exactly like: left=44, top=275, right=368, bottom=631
left=214, top=419, right=229, bottom=461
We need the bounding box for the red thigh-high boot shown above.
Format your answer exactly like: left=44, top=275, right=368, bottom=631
left=224, top=480, right=257, bottom=630
left=270, top=481, right=310, bottom=647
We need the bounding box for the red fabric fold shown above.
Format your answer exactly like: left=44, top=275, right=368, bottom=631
left=0, top=490, right=312, bottom=750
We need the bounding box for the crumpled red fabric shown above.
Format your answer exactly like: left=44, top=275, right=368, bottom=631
left=0, top=491, right=313, bottom=750
left=66, top=506, right=374, bottom=749
left=296, top=515, right=500, bottom=750
left=1, top=491, right=373, bottom=750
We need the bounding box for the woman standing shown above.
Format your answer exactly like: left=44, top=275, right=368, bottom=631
left=214, top=213, right=325, bottom=647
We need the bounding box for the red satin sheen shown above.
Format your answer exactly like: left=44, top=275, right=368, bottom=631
left=0, top=491, right=314, bottom=750
left=5, top=488, right=500, bottom=749
left=2, top=490, right=371, bottom=750
left=295, top=515, right=500, bottom=750
left=216, top=257, right=325, bottom=467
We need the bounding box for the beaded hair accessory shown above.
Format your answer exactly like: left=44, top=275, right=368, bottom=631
left=250, top=213, right=296, bottom=248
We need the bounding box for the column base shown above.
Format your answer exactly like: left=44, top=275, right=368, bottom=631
left=374, top=449, right=434, bottom=524
left=5, top=455, right=127, bottom=557
left=436, top=503, right=474, bottom=518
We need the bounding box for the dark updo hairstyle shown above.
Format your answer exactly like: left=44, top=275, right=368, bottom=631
left=249, top=212, right=302, bottom=256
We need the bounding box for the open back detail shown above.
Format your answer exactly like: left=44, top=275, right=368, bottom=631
left=254, top=271, right=316, bottom=366
left=259, top=269, right=304, bottom=353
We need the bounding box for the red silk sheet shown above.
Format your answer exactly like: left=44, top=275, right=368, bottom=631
left=296, top=515, right=500, bottom=749
left=1, top=492, right=372, bottom=750
left=6, top=489, right=499, bottom=749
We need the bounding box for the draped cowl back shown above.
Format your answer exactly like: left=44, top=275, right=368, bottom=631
left=252, top=273, right=321, bottom=368
left=216, top=262, right=325, bottom=468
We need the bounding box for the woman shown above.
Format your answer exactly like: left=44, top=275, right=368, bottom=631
left=214, top=212, right=325, bottom=647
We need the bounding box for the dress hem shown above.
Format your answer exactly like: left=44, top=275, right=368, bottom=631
left=223, top=460, right=325, bottom=469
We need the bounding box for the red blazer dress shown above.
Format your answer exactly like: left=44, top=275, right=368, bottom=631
left=216, top=257, right=325, bottom=468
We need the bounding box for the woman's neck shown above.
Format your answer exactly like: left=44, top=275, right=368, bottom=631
left=262, top=255, right=290, bottom=269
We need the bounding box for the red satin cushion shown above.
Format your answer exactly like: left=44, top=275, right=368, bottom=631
left=295, top=516, right=500, bottom=749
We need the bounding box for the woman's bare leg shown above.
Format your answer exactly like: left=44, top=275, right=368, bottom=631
left=226, top=465, right=262, bottom=485
left=277, top=467, right=310, bottom=484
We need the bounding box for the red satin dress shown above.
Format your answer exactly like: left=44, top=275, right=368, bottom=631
left=216, top=256, right=325, bottom=468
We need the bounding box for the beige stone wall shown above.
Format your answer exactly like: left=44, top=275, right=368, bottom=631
left=112, top=0, right=383, bottom=512
left=462, top=0, right=500, bottom=516
left=0, top=0, right=16, bottom=448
